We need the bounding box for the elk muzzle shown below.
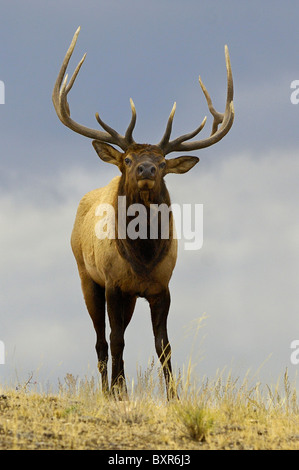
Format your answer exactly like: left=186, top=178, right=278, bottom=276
left=136, top=162, right=156, bottom=190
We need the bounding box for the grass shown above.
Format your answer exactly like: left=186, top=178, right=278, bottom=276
left=0, top=365, right=298, bottom=450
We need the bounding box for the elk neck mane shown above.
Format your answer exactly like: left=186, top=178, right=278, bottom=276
left=115, top=172, right=173, bottom=279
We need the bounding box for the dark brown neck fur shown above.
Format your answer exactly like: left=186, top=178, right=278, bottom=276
left=115, top=174, right=173, bottom=279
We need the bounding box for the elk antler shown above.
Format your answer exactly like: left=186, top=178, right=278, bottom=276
left=158, top=45, right=234, bottom=155
left=52, top=27, right=136, bottom=151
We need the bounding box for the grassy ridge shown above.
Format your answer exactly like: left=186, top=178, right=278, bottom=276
left=0, top=367, right=298, bottom=450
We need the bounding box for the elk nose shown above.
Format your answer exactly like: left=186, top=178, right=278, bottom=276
left=137, top=162, right=156, bottom=178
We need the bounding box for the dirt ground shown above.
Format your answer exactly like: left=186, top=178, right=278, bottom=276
left=0, top=387, right=298, bottom=451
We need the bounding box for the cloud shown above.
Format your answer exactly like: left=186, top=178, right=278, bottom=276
left=167, top=150, right=299, bottom=377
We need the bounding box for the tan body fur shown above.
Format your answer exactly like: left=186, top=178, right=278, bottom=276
left=71, top=176, right=178, bottom=297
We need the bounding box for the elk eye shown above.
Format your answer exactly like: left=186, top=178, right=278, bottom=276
left=159, top=161, right=166, bottom=169
left=124, top=158, right=131, bottom=166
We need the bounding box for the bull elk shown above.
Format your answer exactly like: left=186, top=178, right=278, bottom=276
left=52, top=27, right=234, bottom=399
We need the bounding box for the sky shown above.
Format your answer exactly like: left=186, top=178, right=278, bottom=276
left=0, top=0, right=299, bottom=394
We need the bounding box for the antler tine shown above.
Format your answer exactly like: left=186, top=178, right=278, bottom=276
left=224, top=44, right=234, bottom=107
left=159, top=102, right=208, bottom=150
left=158, top=102, right=177, bottom=149
left=95, top=98, right=136, bottom=146
left=163, top=115, right=208, bottom=151
left=52, top=26, right=81, bottom=118
left=52, top=27, right=136, bottom=151
left=124, top=98, right=137, bottom=144
left=199, top=44, right=234, bottom=136
left=65, top=52, right=87, bottom=95
left=159, top=45, right=234, bottom=155
left=198, top=74, right=223, bottom=136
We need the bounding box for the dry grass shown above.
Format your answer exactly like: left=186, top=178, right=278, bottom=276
left=0, top=365, right=298, bottom=450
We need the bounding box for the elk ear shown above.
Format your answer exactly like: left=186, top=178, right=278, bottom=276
left=165, top=156, right=199, bottom=174
left=92, top=141, right=123, bottom=167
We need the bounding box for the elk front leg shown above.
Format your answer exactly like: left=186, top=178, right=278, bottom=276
left=148, top=288, right=177, bottom=400
left=79, top=271, right=108, bottom=394
left=106, top=286, right=133, bottom=397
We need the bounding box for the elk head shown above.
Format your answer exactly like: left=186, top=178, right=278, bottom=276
left=52, top=27, right=234, bottom=178
left=91, top=141, right=199, bottom=206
